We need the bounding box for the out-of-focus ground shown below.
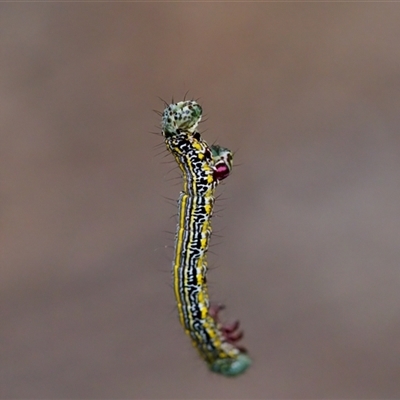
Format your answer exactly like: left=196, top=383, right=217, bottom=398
left=1, top=4, right=400, bottom=399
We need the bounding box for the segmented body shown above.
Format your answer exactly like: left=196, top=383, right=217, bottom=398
left=161, top=100, right=251, bottom=376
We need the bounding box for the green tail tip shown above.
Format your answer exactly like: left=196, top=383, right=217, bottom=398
left=210, top=354, right=252, bottom=377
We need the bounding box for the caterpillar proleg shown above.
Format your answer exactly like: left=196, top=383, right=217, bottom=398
left=161, top=100, right=251, bottom=377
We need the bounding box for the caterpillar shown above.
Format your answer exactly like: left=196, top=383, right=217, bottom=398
left=161, top=100, right=251, bottom=376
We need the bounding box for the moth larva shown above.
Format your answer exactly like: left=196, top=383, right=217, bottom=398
left=161, top=100, right=251, bottom=377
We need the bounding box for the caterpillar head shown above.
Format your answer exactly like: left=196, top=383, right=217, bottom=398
left=210, top=145, right=233, bottom=181
left=161, top=101, right=202, bottom=137
left=210, top=353, right=252, bottom=377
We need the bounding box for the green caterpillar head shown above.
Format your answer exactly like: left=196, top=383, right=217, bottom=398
left=210, top=354, right=252, bottom=377
left=161, top=101, right=202, bottom=137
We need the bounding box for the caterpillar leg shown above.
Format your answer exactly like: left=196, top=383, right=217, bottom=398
left=209, top=304, right=247, bottom=353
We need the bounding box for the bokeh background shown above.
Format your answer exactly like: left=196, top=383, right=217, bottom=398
left=2, top=3, right=400, bottom=399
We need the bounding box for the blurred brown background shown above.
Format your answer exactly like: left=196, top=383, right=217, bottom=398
left=1, top=3, right=400, bottom=399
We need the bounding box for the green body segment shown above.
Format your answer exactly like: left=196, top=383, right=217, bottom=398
left=161, top=101, right=251, bottom=377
